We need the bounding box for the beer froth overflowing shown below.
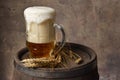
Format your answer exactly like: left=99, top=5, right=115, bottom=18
left=24, top=6, right=56, bottom=43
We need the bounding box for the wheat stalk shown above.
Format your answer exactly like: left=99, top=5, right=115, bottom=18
left=21, top=46, right=82, bottom=68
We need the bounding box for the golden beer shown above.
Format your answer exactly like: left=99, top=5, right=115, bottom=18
left=26, top=41, right=55, bottom=58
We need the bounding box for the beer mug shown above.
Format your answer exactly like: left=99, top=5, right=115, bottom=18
left=24, top=6, right=65, bottom=58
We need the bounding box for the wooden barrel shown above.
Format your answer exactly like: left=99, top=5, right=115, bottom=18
left=13, top=43, right=99, bottom=80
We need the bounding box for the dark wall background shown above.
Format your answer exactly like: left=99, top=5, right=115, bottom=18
left=0, top=0, right=120, bottom=80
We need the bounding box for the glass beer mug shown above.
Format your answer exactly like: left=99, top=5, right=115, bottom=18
left=24, top=6, right=65, bottom=58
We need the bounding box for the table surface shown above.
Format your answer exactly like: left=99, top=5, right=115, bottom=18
left=0, top=0, right=120, bottom=80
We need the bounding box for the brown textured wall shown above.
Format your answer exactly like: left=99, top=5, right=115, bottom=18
left=0, top=0, right=120, bottom=80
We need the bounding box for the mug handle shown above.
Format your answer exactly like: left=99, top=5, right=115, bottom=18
left=54, top=24, right=66, bottom=56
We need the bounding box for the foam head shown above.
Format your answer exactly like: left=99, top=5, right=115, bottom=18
left=24, top=6, right=56, bottom=43
left=24, top=6, right=56, bottom=23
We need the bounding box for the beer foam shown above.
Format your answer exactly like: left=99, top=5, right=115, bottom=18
left=24, top=6, right=55, bottom=23
left=24, top=6, right=56, bottom=43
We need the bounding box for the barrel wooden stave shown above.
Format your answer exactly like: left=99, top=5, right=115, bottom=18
left=13, top=43, right=99, bottom=80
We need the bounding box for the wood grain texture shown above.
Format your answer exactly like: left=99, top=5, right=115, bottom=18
left=0, top=0, right=120, bottom=80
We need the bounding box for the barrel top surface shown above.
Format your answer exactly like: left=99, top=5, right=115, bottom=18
left=14, top=42, right=98, bottom=78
